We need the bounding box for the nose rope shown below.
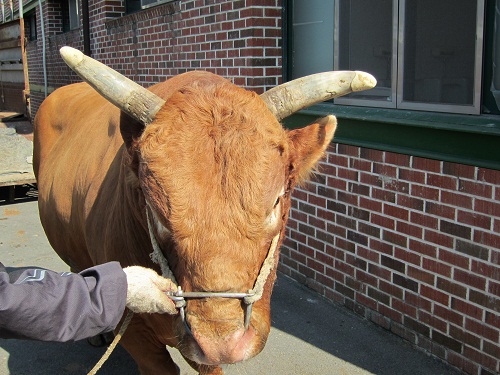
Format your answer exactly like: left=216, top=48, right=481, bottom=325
left=244, top=232, right=280, bottom=304
left=146, top=205, right=178, bottom=285
left=146, top=205, right=281, bottom=331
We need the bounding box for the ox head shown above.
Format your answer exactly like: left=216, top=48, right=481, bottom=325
left=60, top=47, right=375, bottom=366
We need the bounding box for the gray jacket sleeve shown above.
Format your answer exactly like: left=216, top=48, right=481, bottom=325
left=0, top=261, right=127, bottom=342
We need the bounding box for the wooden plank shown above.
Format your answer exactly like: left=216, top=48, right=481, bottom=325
left=0, top=38, right=21, bottom=49
left=0, top=172, right=36, bottom=187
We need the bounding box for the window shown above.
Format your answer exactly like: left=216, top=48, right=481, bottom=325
left=126, top=0, right=173, bottom=14
left=25, top=10, right=37, bottom=41
left=68, top=0, right=80, bottom=30
left=486, top=0, right=500, bottom=114
left=62, top=0, right=80, bottom=32
left=335, top=0, right=484, bottom=114
left=290, top=2, right=334, bottom=79
left=126, top=0, right=141, bottom=14
left=287, top=0, right=499, bottom=170
left=335, top=0, right=396, bottom=106
left=290, top=0, right=485, bottom=115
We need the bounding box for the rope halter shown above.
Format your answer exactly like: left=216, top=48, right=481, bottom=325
left=146, top=205, right=281, bottom=332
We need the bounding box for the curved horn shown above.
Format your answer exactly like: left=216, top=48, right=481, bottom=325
left=260, top=71, right=376, bottom=121
left=59, top=46, right=165, bottom=125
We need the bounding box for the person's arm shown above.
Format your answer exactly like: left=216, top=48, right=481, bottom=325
left=0, top=262, right=127, bottom=342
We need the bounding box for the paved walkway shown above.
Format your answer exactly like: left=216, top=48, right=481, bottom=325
left=0, top=200, right=462, bottom=374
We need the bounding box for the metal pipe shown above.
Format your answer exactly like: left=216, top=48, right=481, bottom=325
left=81, top=0, right=90, bottom=55
left=19, top=0, right=31, bottom=117
left=166, top=287, right=257, bottom=334
left=167, top=290, right=255, bottom=299
left=37, top=0, right=47, bottom=98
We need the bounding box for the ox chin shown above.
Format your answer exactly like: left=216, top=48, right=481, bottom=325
left=176, top=317, right=269, bottom=366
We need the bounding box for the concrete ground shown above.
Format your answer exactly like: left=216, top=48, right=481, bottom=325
left=0, top=196, right=463, bottom=375
left=0, top=112, right=33, bottom=140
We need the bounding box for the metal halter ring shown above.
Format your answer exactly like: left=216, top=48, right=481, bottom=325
left=165, top=286, right=256, bottom=334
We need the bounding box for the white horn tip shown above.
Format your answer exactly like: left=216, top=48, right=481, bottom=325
left=352, top=71, right=377, bottom=92
left=60, top=46, right=84, bottom=67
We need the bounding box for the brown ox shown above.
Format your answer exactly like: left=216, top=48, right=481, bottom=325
left=33, top=47, right=375, bottom=375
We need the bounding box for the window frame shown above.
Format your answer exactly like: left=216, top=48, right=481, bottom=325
left=333, top=0, right=485, bottom=115
left=284, top=0, right=500, bottom=171
left=140, top=0, right=173, bottom=11
left=68, top=0, right=80, bottom=31
left=334, top=0, right=399, bottom=109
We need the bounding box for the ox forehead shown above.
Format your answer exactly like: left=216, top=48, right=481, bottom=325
left=139, top=84, right=287, bottom=225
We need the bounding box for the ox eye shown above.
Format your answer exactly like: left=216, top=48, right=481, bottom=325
left=273, top=197, right=280, bottom=208
left=266, top=189, right=285, bottom=227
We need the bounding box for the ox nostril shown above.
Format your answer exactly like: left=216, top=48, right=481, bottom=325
left=231, top=326, right=257, bottom=362
left=190, top=325, right=257, bottom=365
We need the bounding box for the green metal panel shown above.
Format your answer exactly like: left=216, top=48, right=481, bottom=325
left=284, top=104, right=500, bottom=170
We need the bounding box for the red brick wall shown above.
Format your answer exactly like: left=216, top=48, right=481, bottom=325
left=93, top=0, right=282, bottom=90
left=280, top=143, right=500, bottom=375
left=25, top=0, right=282, bottom=117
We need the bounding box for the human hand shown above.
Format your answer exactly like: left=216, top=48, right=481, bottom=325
left=123, top=266, right=177, bottom=314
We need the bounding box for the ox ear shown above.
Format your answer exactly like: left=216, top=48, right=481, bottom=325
left=120, top=112, right=146, bottom=150
left=288, top=115, right=337, bottom=185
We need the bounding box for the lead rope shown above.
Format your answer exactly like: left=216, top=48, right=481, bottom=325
left=242, top=232, right=280, bottom=329
left=86, top=207, right=176, bottom=374
left=87, top=309, right=134, bottom=375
